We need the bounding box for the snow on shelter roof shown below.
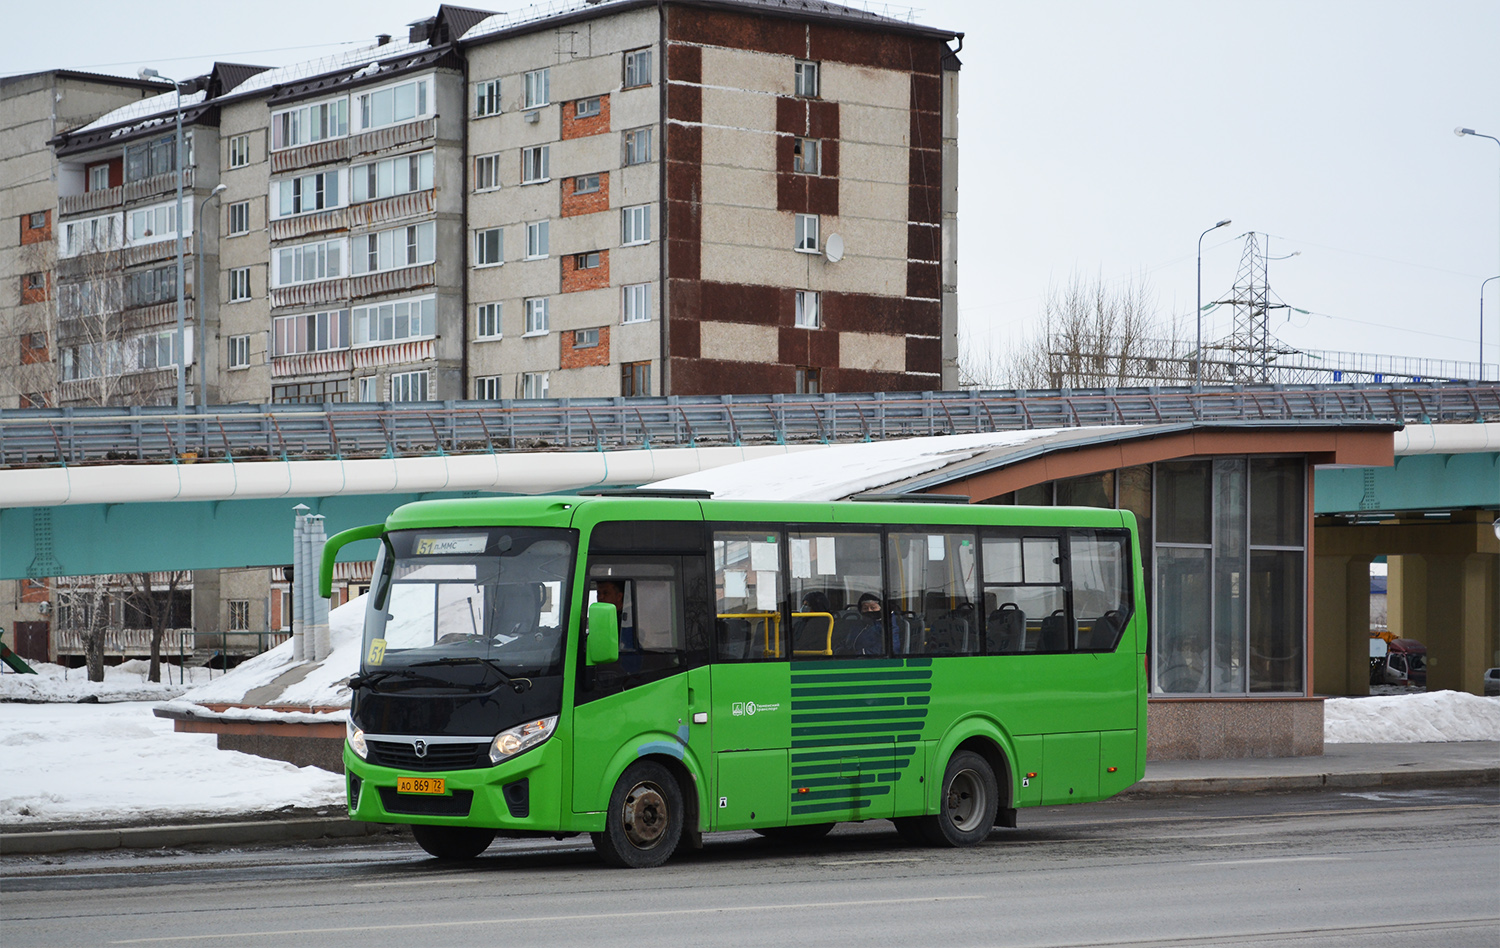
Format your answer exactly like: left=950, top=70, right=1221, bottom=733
left=73, top=88, right=208, bottom=136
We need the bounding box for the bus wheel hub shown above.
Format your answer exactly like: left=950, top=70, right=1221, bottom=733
left=623, top=782, right=668, bottom=848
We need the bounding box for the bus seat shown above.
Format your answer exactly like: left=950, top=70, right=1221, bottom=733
left=1084, top=609, right=1124, bottom=650
left=926, top=615, right=968, bottom=655
left=895, top=611, right=921, bottom=654
left=1039, top=609, right=1068, bottom=651
left=718, top=617, right=751, bottom=660
left=830, top=609, right=865, bottom=655
left=986, top=603, right=1025, bottom=653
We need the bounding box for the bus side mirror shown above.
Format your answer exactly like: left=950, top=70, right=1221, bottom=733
left=587, top=602, right=620, bottom=666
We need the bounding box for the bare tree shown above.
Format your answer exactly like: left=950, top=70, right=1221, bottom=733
left=54, top=576, right=115, bottom=682
left=124, top=571, right=188, bottom=683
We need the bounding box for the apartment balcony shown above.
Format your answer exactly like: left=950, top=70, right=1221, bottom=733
left=348, top=264, right=436, bottom=301
left=59, top=186, right=124, bottom=217
left=352, top=338, right=435, bottom=370
left=269, top=208, right=348, bottom=243
left=122, top=236, right=196, bottom=269
left=271, top=138, right=348, bottom=175
left=351, top=118, right=436, bottom=158
left=123, top=168, right=196, bottom=205
left=57, top=366, right=176, bottom=406
left=269, top=278, right=349, bottom=312
left=347, top=191, right=434, bottom=229
left=270, top=350, right=353, bottom=378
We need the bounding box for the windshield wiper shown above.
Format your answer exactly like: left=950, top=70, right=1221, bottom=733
left=349, top=667, right=454, bottom=689
left=408, top=656, right=533, bottom=693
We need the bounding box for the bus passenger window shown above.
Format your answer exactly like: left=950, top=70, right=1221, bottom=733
left=887, top=531, right=979, bottom=656
left=787, top=530, right=885, bottom=658
left=1069, top=532, right=1132, bottom=651
left=982, top=534, right=1067, bottom=654
left=714, top=531, right=785, bottom=660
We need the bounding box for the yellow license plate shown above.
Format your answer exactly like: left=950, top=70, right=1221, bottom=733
left=397, top=776, right=446, bottom=795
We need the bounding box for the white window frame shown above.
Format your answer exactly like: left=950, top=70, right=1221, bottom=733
left=272, top=309, right=350, bottom=356
left=574, top=327, right=600, bottom=348
left=228, top=267, right=252, bottom=302
left=524, top=68, right=550, bottom=108
left=575, top=96, right=601, bottom=118
left=474, top=227, right=503, bottom=267
left=525, top=220, right=550, bottom=260
left=351, top=222, right=436, bottom=275
left=521, top=145, right=550, bottom=184
left=228, top=134, right=251, bottom=168
left=475, top=78, right=501, bottom=117
left=473, top=153, right=501, bottom=191
left=622, top=282, right=651, bottom=324
left=389, top=369, right=430, bottom=402
left=351, top=152, right=433, bottom=203
left=227, top=334, right=251, bottom=370
left=352, top=295, right=437, bottom=347
left=795, top=290, right=821, bottom=329
left=476, top=302, right=502, bottom=339
left=271, top=95, right=349, bottom=151
left=228, top=201, right=251, bottom=235
left=271, top=169, right=344, bottom=219
left=623, top=127, right=652, bottom=166
left=521, top=371, right=549, bottom=399
left=793, top=137, right=821, bottom=175
left=127, top=200, right=190, bottom=246
left=273, top=237, right=344, bottom=287
left=475, top=375, right=502, bottom=399
left=574, top=173, right=601, bottom=195
left=795, top=60, right=820, bottom=98
left=624, top=48, right=652, bottom=88
left=524, top=297, right=549, bottom=336
left=88, top=164, right=111, bottom=191
left=795, top=213, right=820, bottom=253
left=60, top=213, right=122, bottom=257
left=357, top=376, right=378, bottom=402
left=355, top=75, right=432, bottom=133
left=621, top=204, right=651, bottom=246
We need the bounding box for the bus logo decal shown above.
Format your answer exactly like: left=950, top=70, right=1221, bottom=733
left=732, top=701, right=781, bottom=717
left=413, top=740, right=428, bottom=758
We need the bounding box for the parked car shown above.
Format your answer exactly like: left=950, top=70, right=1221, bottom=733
left=1484, top=668, right=1500, bottom=697
left=1369, top=636, right=1427, bottom=687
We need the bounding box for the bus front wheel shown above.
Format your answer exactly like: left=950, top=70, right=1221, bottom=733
left=592, top=760, right=684, bottom=868
left=411, top=824, right=497, bottom=860
left=921, top=750, right=999, bottom=847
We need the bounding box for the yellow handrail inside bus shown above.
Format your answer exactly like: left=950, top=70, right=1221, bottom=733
left=791, top=611, right=834, bottom=656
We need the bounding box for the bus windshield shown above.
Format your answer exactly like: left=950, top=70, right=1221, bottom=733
left=363, top=527, right=575, bottom=677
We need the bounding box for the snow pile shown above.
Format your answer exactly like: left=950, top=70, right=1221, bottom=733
left=0, top=702, right=344, bottom=826
left=1325, top=690, right=1500, bottom=743
left=169, top=595, right=366, bottom=710
left=0, top=660, right=217, bottom=704
left=652, top=428, right=1082, bottom=502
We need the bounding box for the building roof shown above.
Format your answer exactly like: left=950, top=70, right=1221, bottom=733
left=0, top=69, right=171, bottom=93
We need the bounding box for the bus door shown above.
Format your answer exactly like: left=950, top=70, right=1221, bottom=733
left=572, top=555, right=711, bottom=814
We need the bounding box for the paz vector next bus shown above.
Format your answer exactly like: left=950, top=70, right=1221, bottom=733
left=321, top=491, right=1147, bottom=867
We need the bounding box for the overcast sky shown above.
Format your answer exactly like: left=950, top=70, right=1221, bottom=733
left=9, top=1, right=1498, bottom=376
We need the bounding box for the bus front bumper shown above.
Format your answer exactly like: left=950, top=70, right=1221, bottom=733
left=344, top=738, right=565, bottom=831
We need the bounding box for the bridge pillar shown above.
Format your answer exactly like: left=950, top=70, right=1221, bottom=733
left=1312, top=554, right=1373, bottom=697
left=1420, top=552, right=1497, bottom=695
left=1386, top=554, right=1426, bottom=642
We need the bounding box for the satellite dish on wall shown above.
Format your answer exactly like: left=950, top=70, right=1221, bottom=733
left=825, top=232, right=845, bottom=263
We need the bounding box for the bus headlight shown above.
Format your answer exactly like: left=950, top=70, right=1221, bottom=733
left=347, top=719, right=369, bottom=760
left=490, top=716, right=557, bottom=764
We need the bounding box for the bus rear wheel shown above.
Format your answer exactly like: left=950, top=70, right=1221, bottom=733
left=411, top=824, right=497, bottom=860
left=920, top=750, right=999, bottom=847
left=592, top=760, right=684, bottom=868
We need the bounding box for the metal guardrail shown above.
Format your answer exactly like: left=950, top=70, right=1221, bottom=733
left=2, top=382, right=1497, bottom=468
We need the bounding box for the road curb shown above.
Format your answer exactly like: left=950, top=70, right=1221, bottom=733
left=1, top=817, right=402, bottom=856
left=1123, top=766, right=1499, bottom=797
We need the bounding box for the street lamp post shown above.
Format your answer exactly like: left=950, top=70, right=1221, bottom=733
left=1456, top=127, right=1500, bottom=382
left=1196, top=219, right=1232, bottom=389
left=196, top=184, right=227, bottom=405
left=139, top=68, right=187, bottom=446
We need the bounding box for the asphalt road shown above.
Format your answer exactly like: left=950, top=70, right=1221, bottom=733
left=4, top=787, right=1496, bottom=948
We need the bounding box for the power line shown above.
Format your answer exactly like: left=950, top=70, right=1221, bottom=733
left=0, top=40, right=364, bottom=80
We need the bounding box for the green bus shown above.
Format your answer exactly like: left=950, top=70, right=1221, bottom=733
left=320, top=490, right=1146, bottom=867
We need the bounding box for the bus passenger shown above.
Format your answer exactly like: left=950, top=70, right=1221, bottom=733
left=838, top=593, right=890, bottom=656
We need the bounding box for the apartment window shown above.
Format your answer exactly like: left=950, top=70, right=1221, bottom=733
left=576, top=251, right=600, bottom=269
left=522, top=145, right=550, bottom=183
left=474, top=227, right=503, bottom=266
left=524, top=68, right=550, bottom=108
left=125, top=132, right=190, bottom=182
left=622, top=282, right=651, bottom=323
left=229, top=134, right=251, bottom=168
left=21, top=271, right=48, bottom=303
left=526, top=220, right=550, bottom=259
left=273, top=309, right=350, bottom=356
left=21, top=392, right=51, bottom=409
left=352, top=222, right=435, bottom=274
left=390, top=370, right=429, bottom=402
left=274, top=170, right=342, bottom=218
left=621, top=204, right=651, bottom=245
left=623, top=48, right=653, bottom=88
left=62, top=341, right=124, bottom=380
left=521, top=371, right=549, bottom=399
left=357, top=77, right=430, bottom=132
left=25, top=210, right=49, bottom=233
left=228, top=600, right=250, bottom=631
left=475, top=375, right=502, bottom=399
left=357, top=376, right=378, bottom=401
left=350, top=152, right=434, bottom=203
left=795, top=213, right=819, bottom=253
left=621, top=361, right=651, bottom=397
left=124, top=264, right=178, bottom=308
left=794, top=290, right=821, bottom=329
left=20, top=331, right=48, bottom=365
left=274, top=238, right=343, bottom=286
left=575, top=96, right=601, bottom=118
left=796, top=366, right=821, bottom=394
left=128, top=202, right=183, bottom=243
left=272, top=96, right=348, bottom=150
left=352, top=296, right=436, bottom=345
left=474, top=154, right=501, bottom=191
left=476, top=302, right=502, bottom=339
left=228, top=267, right=251, bottom=302
left=574, top=173, right=601, bottom=194
left=61, top=214, right=122, bottom=256
left=623, top=127, right=652, bottom=166
left=524, top=297, right=549, bottom=335
left=793, top=137, right=821, bottom=175
left=228, top=334, right=251, bottom=369
left=794, top=60, right=820, bottom=97
left=88, top=165, right=111, bottom=191
left=475, top=78, right=501, bottom=117
left=228, top=201, right=250, bottom=235
left=574, top=327, right=599, bottom=348
left=138, top=330, right=181, bottom=370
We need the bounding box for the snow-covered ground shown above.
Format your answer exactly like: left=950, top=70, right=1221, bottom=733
left=0, top=659, right=219, bottom=704
left=1324, top=690, right=1500, bottom=743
